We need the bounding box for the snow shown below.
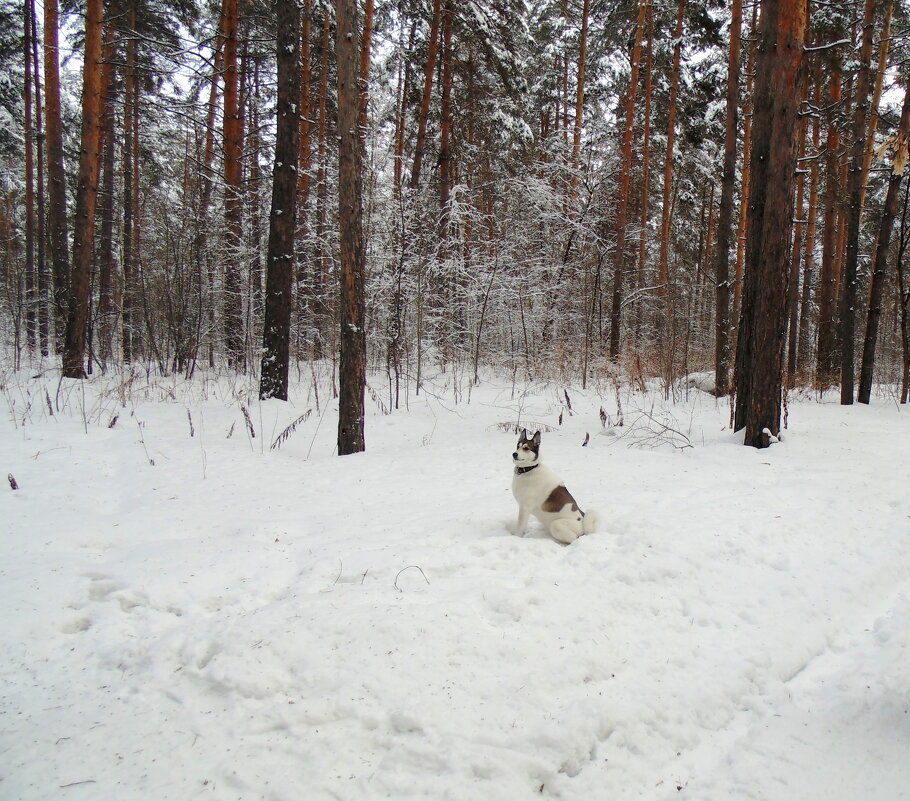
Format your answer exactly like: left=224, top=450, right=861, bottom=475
left=2, top=366, right=909, bottom=801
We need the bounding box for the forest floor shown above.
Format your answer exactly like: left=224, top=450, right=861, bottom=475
left=2, top=362, right=909, bottom=801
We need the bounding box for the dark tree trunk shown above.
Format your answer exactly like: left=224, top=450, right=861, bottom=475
left=222, top=0, right=245, bottom=368
left=259, top=0, right=301, bottom=401
left=27, top=0, right=49, bottom=354
left=97, top=26, right=118, bottom=364
left=839, top=0, right=877, bottom=405
left=122, top=0, right=140, bottom=363
left=297, top=0, right=313, bottom=211
left=437, top=0, right=454, bottom=240
left=857, top=79, right=910, bottom=403
left=815, top=56, right=842, bottom=388
left=786, top=68, right=810, bottom=383
left=189, top=15, right=223, bottom=374
left=733, top=0, right=807, bottom=447
left=62, top=0, right=105, bottom=378
left=43, top=0, right=69, bottom=351
left=313, top=10, right=332, bottom=351
left=714, top=0, right=741, bottom=396
left=336, top=0, right=367, bottom=455
left=898, top=181, right=910, bottom=403
left=24, top=0, right=37, bottom=351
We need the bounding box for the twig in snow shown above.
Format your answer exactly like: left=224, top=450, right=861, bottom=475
left=240, top=404, right=256, bottom=440
left=136, top=419, right=155, bottom=466
left=394, top=565, right=430, bottom=591
left=270, top=409, right=313, bottom=450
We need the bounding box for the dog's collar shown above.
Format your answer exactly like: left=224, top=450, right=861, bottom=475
left=514, top=464, right=539, bottom=475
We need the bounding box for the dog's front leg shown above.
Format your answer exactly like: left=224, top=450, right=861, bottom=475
left=515, top=506, right=530, bottom=536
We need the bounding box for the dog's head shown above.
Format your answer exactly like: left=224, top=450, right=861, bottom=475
left=513, top=429, right=541, bottom=467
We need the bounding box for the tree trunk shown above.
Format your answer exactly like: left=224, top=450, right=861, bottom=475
left=733, top=1, right=759, bottom=330
left=43, top=0, right=69, bottom=351
left=97, top=25, right=118, bottom=364
left=733, top=0, right=807, bottom=447
left=858, top=80, right=910, bottom=404
left=437, top=0, right=455, bottom=240
left=26, top=0, right=49, bottom=354
left=656, top=0, right=686, bottom=308
left=313, top=9, right=332, bottom=353
left=897, top=181, right=910, bottom=403
left=786, top=68, right=810, bottom=383
left=24, top=0, right=37, bottom=351
left=297, top=0, right=313, bottom=210
left=190, top=14, right=224, bottom=374
left=359, top=0, right=374, bottom=133
left=570, top=0, right=591, bottom=193
left=714, top=0, right=741, bottom=396
left=409, top=0, right=442, bottom=190
left=839, top=0, right=876, bottom=405
left=259, top=0, right=301, bottom=401
left=634, top=0, right=654, bottom=347
left=122, top=0, right=141, bottom=363
left=860, top=0, right=892, bottom=210
left=607, top=0, right=647, bottom=359
left=62, top=0, right=105, bottom=378
left=336, top=0, right=367, bottom=455
left=797, top=67, right=822, bottom=374
left=815, top=56, right=842, bottom=389
left=392, top=14, right=416, bottom=199
left=222, top=0, right=245, bottom=368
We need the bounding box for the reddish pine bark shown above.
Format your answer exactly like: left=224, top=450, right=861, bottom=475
left=607, top=0, right=647, bottom=359
left=43, top=0, right=69, bottom=350
left=61, top=0, right=105, bottom=378
left=409, top=0, right=442, bottom=190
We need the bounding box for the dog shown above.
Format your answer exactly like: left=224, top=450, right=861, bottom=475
left=511, top=429, right=598, bottom=544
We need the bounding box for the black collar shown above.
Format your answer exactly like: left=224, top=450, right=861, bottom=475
left=515, top=464, right=539, bottom=475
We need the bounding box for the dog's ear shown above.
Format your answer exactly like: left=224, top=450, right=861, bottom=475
left=520, top=427, right=528, bottom=441
left=532, top=431, right=541, bottom=446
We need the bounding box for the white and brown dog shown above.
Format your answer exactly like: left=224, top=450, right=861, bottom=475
left=511, top=429, right=599, bottom=544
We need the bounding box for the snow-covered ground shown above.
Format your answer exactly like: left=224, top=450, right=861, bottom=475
left=2, top=364, right=909, bottom=801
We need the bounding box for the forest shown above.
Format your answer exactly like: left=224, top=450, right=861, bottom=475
left=5, top=2, right=910, bottom=794
left=2, top=0, right=910, bottom=448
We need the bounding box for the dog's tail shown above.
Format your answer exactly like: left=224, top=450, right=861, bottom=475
left=582, top=509, right=600, bottom=535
